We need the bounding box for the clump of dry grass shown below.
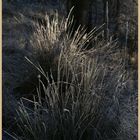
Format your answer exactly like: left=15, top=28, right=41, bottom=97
left=4, top=9, right=137, bottom=140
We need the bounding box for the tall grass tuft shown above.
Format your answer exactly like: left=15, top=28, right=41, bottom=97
left=11, top=10, right=130, bottom=140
